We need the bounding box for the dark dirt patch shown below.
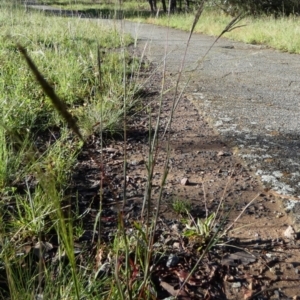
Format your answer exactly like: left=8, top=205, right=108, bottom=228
left=67, top=64, right=300, bottom=299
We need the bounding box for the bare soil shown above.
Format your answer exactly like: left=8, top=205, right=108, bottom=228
left=71, top=67, right=300, bottom=299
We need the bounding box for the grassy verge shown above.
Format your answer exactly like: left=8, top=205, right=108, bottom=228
left=37, top=0, right=300, bottom=54
left=34, top=0, right=152, bottom=18
left=0, top=2, right=143, bottom=298
left=140, top=9, right=300, bottom=53
left=46, top=0, right=150, bottom=11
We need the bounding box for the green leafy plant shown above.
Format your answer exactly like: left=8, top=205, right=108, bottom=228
left=183, top=213, right=217, bottom=246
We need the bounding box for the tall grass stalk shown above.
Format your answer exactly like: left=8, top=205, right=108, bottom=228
left=0, top=127, right=9, bottom=188
left=91, top=46, right=104, bottom=246
left=137, top=1, right=207, bottom=296
left=109, top=1, right=248, bottom=297
left=18, top=45, right=84, bottom=141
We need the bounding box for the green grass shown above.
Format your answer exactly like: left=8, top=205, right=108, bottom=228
left=35, top=0, right=300, bottom=54
left=172, top=198, right=191, bottom=214
left=50, top=0, right=150, bottom=11
left=133, top=8, right=300, bottom=54
left=0, top=3, right=137, bottom=191
left=0, top=2, right=144, bottom=298
left=39, top=0, right=149, bottom=9
left=1, top=7, right=133, bottom=133
left=35, top=0, right=152, bottom=18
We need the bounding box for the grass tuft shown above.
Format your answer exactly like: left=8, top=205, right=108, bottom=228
left=172, top=198, right=191, bottom=214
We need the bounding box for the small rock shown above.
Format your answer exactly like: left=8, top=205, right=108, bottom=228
left=284, top=225, right=296, bottom=240
left=130, top=160, right=144, bottom=166
left=166, top=254, right=179, bottom=268
left=217, top=151, right=231, bottom=157
left=276, top=212, right=284, bottom=218
left=232, top=282, right=241, bottom=288
left=274, top=264, right=280, bottom=270
left=173, top=242, right=181, bottom=250
left=181, top=178, right=189, bottom=186
left=171, top=224, right=179, bottom=232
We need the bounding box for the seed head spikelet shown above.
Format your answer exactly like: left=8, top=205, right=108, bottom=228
left=17, top=44, right=84, bottom=141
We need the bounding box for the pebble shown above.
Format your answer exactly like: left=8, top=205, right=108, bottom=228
left=180, top=178, right=189, bottom=185
left=232, top=282, right=241, bottom=288
left=173, top=242, right=181, bottom=250
left=284, top=225, right=296, bottom=240
left=166, top=254, right=179, bottom=268
left=130, top=159, right=144, bottom=166
left=217, top=151, right=232, bottom=157
left=274, top=290, right=281, bottom=297
left=276, top=212, right=284, bottom=218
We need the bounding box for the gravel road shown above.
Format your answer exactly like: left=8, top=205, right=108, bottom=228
left=25, top=3, right=300, bottom=217
left=117, top=21, right=300, bottom=204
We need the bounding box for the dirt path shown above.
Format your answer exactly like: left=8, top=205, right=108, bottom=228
left=97, top=20, right=300, bottom=298
left=115, top=20, right=300, bottom=226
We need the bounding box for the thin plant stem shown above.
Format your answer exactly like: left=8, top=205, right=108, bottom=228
left=223, top=193, right=260, bottom=236
left=162, top=0, right=205, bottom=138
left=97, top=45, right=103, bottom=244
